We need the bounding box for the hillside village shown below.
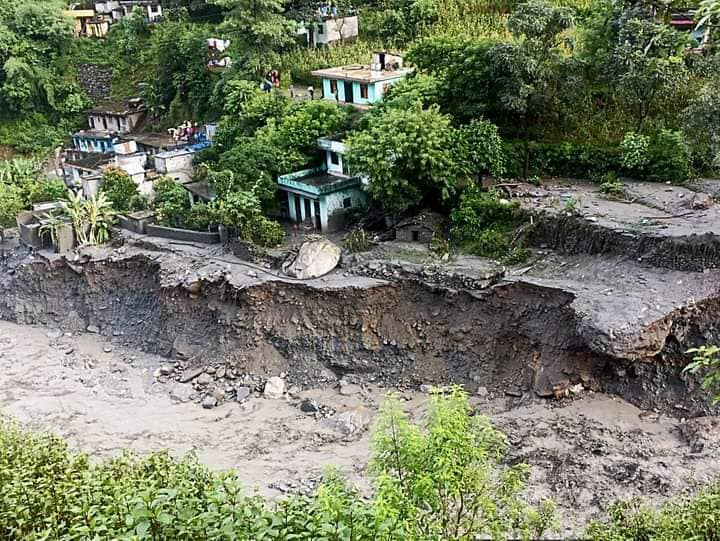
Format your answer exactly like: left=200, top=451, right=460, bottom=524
left=1, top=0, right=720, bottom=539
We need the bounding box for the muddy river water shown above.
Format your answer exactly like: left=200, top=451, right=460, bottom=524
left=1, top=320, right=718, bottom=535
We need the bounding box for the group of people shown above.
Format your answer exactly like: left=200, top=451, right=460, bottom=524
left=261, top=69, right=281, bottom=92
left=168, top=121, right=201, bottom=143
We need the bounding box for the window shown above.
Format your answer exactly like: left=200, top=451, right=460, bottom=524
left=330, top=152, right=340, bottom=165
left=102, top=117, right=107, bottom=129
left=412, top=230, right=420, bottom=241
left=360, top=84, right=368, bottom=99
left=89, top=117, right=95, bottom=129
left=343, top=197, right=352, bottom=208
left=330, top=79, right=338, bottom=93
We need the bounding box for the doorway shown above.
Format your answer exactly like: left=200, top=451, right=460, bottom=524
left=294, top=195, right=302, bottom=223
left=304, top=198, right=311, bottom=223
left=314, top=200, right=321, bottom=229
left=344, top=81, right=354, bottom=103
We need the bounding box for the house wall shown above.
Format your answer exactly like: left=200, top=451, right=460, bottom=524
left=155, top=152, right=194, bottom=175
left=321, top=76, right=403, bottom=105
left=73, top=135, right=115, bottom=154
left=396, top=226, right=434, bottom=243
left=314, top=16, right=359, bottom=45
left=320, top=186, right=366, bottom=232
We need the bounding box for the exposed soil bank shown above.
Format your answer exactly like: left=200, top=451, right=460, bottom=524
left=1, top=238, right=718, bottom=415
left=2, top=321, right=719, bottom=536
left=518, top=179, right=720, bottom=271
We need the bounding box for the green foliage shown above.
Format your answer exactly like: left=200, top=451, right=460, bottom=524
left=153, top=177, right=192, bottom=227
left=100, top=167, right=148, bottom=214
left=371, top=387, right=557, bottom=539
left=621, top=130, right=691, bottom=183
left=596, top=171, right=624, bottom=198
left=682, top=67, right=720, bottom=173
left=683, top=345, right=720, bottom=405
left=213, top=185, right=284, bottom=247
left=61, top=190, right=115, bottom=245
left=344, top=228, right=370, bottom=253
left=456, top=119, right=506, bottom=178
left=646, top=130, right=691, bottom=183
left=585, top=483, right=720, bottom=541
left=213, top=0, right=297, bottom=76
left=346, top=104, right=461, bottom=215
left=620, top=132, right=651, bottom=171
left=451, top=184, right=526, bottom=261
left=0, top=385, right=560, bottom=540
left=0, top=183, right=23, bottom=239
left=429, top=233, right=453, bottom=260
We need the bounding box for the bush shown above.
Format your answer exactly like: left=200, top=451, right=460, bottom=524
left=153, top=177, right=191, bottom=227
left=646, top=129, right=692, bottom=183
left=620, top=132, right=651, bottom=171
left=101, top=167, right=147, bottom=213
left=502, top=140, right=621, bottom=179
left=344, top=228, right=370, bottom=253
left=585, top=484, right=720, bottom=541
left=451, top=184, right=527, bottom=262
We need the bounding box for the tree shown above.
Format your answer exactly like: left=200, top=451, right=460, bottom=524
left=455, top=119, right=506, bottom=179
left=605, top=18, right=689, bottom=130
left=100, top=167, right=147, bottom=214
left=371, top=387, right=557, bottom=539
left=683, top=56, right=720, bottom=172
left=486, top=0, right=574, bottom=132
left=212, top=0, right=296, bottom=76
left=346, top=104, right=462, bottom=216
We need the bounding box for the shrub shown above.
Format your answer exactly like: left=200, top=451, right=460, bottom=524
left=101, top=167, right=147, bottom=213
left=683, top=345, right=720, bottom=405
left=153, top=177, right=191, bottom=227
left=646, top=129, right=692, bottom=183
left=344, top=228, right=370, bottom=253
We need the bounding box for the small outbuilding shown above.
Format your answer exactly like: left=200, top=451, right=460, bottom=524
left=394, top=211, right=445, bottom=243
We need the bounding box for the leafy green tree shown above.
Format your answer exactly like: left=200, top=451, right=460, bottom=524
left=486, top=0, right=574, bottom=131
left=212, top=183, right=284, bottom=246
left=372, top=387, right=557, bottom=540
left=346, top=104, right=461, bottom=215
left=366, top=0, right=440, bottom=48
left=153, top=177, right=191, bottom=227
left=683, top=57, right=720, bottom=172
left=100, top=167, right=147, bottom=213
left=213, top=0, right=296, bottom=76
left=605, top=18, right=689, bottom=130
left=455, top=119, right=506, bottom=179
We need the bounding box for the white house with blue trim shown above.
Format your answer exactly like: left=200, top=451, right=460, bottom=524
left=310, top=52, right=413, bottom=107
left=278, top=137, right=367, bottom=232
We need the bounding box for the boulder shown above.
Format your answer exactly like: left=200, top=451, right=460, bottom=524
left=325, top=406, right=372, bottom=437
left=282, top=238, right=341, bottom=279
left=264, top=376, right=285, bottom=399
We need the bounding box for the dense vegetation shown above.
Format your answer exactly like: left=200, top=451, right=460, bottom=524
left=1, top=0, right=719, bottom=254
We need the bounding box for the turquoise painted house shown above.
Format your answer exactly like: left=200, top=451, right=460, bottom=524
left=311, top=52, right=413, bottom=106
left=278, top=137, right=367, bottom=232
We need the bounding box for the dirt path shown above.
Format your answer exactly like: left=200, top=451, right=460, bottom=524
left=1, top=321, right=718, bottom=535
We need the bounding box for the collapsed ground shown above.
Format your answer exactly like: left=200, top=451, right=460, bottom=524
left=0, top=178, right=719, bottom=533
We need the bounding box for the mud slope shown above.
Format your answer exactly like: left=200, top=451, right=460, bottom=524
left=1, top=242, right=718, bottom=415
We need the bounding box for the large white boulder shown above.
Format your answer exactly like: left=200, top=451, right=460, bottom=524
left=283, top=238, right=341, bottom=279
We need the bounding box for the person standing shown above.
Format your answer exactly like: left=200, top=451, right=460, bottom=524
left=289, top=84, right=295, bottom=98
left=308, top=85, right=314, bottom=100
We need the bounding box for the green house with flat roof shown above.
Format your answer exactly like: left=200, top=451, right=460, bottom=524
left=278, top=137, right=367, bottom=232
left=311, top=52, right=413, bottom=106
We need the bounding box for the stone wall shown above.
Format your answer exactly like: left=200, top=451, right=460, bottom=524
left=77, top=64, right=113, bottom=101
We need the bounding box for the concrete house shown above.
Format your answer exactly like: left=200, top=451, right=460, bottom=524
left=95, top=0, right=162, bottom=22
left=278, top=137, right=367, bottom=232
left=394, top=212, right=445, bottom=243
left=154, top=147, right=196, bottom=184
left=299, top=15, right=359, bottom=47
left=311, top=52, right=413, bottom=106
left=87, top=99, right=147, bottom=135
left=71, top=131, right=117, bottom=154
